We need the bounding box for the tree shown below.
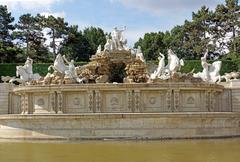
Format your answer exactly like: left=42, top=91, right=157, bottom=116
left=0, top=5, right=20, bottom=63
left=135, top=32, right=168, bottom=61
left=182, top=6, right=213, bottom=59
left=162, top=25, right=187, bottom=58
left=15, top=14, right=49, bottom=62
left=211, top=0, right=240, bottom=56
left=60, top=25, right=89, bottom=61
left=41, top=15, right=68, bottom=56
left=83, top=27, right=106, bottom=58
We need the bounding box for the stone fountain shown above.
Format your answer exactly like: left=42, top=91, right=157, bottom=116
left=0, top=27, right=240, bottom=140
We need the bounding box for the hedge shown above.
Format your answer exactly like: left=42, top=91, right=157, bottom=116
left=0, top=62, right=87, bottom=82
left=0, top=60, right=240, bottom=82
left=180, top=59, right=240, bottom=74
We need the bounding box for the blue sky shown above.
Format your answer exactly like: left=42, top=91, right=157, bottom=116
left=0, top=0, right=225, bottom=46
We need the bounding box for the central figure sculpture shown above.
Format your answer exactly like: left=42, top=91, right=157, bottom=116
left=103, top=26, right=128, bottom=51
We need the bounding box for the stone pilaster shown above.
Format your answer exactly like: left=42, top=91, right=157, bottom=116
left=28, top=93, right=33, bottom=114
left=56, top=91, right=63, bottom=114
left=173, top=89, right=180, bottom=112
left=20, top=93, right=27, bottom=114
left=166, top=89, right=173, bottom=112
left=49, top=91, right=56, bottom=113
left=95, top=90, right=101, bottom=112
left=87, top=90, right=94, bottom=112
left=126, top=90, right=133, bottom=112
left=134, top=90, right=141, bottom=112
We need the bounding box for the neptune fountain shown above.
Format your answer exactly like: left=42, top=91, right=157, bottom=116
left=0, top=27, right=239, bottom=140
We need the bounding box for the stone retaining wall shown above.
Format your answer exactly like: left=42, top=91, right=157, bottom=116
left=0, top=113, right=239, bottom=140
left=0, top=84, right=11, bottom=114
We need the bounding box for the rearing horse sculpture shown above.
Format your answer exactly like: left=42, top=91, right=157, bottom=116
left=48, top=54, right=68, bottom=74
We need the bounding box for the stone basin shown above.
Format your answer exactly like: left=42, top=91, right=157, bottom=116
left=12, top=82, right=225, bottom=114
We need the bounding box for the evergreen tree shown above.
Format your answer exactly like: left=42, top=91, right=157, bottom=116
left=15, top=14, right=49, bottom=62
left=182, top=6, right=213, bottom=59
left=83, top=27, right=106, bottom=58
left=41, top=15, right=68, bottom=56
left=134, top=32, right=166, bottom=61
left=60, top=25, right=90, bottom=61
left=211, top=0, right=240, bottom=56
left=0, top=5, right=20, bottom=63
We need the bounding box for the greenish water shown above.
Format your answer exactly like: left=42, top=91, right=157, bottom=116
left=0, top=138, right=240, bottom=162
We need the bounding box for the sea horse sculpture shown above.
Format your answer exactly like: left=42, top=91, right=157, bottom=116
left=193, top=50, right=222, bottom=83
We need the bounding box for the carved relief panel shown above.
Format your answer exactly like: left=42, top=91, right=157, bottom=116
left=33, top=94, right=49, bottom=113
left=64, top=92, right=88, bottom=113
left=180, top=91, right=203, bottom=112
left=141, top=90, right=168, bottom=112
left=102, top=91, right=128, bottom=112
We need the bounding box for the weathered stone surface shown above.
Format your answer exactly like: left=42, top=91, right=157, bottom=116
left=11, top=83, right=226, bottom=114
left=0, top=113, right=239, bottom=140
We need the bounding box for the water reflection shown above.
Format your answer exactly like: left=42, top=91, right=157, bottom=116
left=0, top=138, right=239, bottom=162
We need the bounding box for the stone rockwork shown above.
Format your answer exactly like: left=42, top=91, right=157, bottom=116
left=124, top=59, right=149, bottom=83
left=76, top=50, right=135, bottom=83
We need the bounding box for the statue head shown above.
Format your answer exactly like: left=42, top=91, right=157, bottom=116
left=168, top=49, right=174, bottom=55
left=137, top=46, right=142, bottom=53
left=71, top=60, right=74, bottom=64
left=25, top=57, right=32, bottom=64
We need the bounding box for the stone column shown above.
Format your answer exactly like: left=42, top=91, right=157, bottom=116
left=28, top=93, right=34, bottom=114
left=87, top=90, right=94, bottom=112
left=134, top=90, right=141, bottom=112
left=49, top=91, right=56, bottom=113
left=126, top=90, right=133, bottom=112
left=18, top=92, right=34, bottom=114
left=205, top=90, right=216, bottom=112
left=173, top=89, right=180, bottom=112
left=166, top=89, right=173, bottom=112
left=56, top=91, right=63, bottom=114
left=95, top=90, right=101, bottom=112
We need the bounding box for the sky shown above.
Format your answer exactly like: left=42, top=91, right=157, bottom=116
left=0, top=0, right=225, bottom=46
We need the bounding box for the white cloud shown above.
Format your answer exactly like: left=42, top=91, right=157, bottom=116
left=0, top=0, right=64, bottom=11
left=41, top=11, right=66, bottom=18
left=111, top=0, right=221, bottom=15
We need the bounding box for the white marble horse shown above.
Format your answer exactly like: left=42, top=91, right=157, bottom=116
left=48, top=54, right=68, bottom=74
left=193, top=51, right=222, bottom=83
left=12, top=65, right=41, bottom=83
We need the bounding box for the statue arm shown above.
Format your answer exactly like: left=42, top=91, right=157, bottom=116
left=159, top=53, right=165, bottom=59
left=62, top=55, right=70, bottom=64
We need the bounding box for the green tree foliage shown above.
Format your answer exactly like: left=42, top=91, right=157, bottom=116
left=83, top=27, right=106, bottom=58
left=183, top=6, right=213, bottom=59
left=41, top=15, right=68, bottom=56
left=60, top=25, right=90, bottom=61
left=211, top=0, right=240, bottom=56
left=135, top=0, right=239, bottom=61
left=0, top=5, right=21, bottom=63
left=134, top=32, right=166, bottom=60
left=15, top=14, right=49, bottom=62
